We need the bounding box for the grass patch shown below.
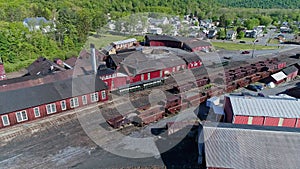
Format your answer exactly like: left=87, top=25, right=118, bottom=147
left=238, top=37, right=255, bottom=42
left=212, top=42, right=277, bottom=50
left=85, top=34, right=128, bottom=49
left=268, top=38, right=280, bottom=44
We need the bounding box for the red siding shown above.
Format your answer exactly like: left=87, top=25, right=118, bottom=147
left=103, top=79, right=113, bottom=90
left=224, top=97, right=233, bottom=123
left=264, top=117, right=280, bottom=126
left=252, top=116, right=265, bottom=125
left=296, top=119, right=300, bottom=128
left=282, top=118, right=297, bottom=127
left=131, top=75, right=141, bottom=83
left=112, top=76, right=128, bottom=90
left=149, top=41, right=181, bottom=48
left=233, top=115, right=249, bottom=124
left=150, top=70, right=161, bottom=79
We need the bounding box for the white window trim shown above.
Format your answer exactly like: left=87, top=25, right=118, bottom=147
left=148, top=73, right=151, bottom=79
left=82, top=95, right=87, bottom=105
left=141, top=74, right=144, bottom=81
left=16, top=110, right=28, bottom=122
left=1, top=115, right=10, bottom=126
left=61, top=100, right=67, bottom=111
left=101, top=91, right=106, bottom=100
left=33, top=107, right=40, bottom=118
left=46, top=103, right=57, bottom=114
left=91, top=93, right=99, bottom=102
left=70, top=98, right=79, bottom=108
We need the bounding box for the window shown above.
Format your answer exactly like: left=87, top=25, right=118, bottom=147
left=172, top=67, right=175, bottom=72
left=181, top=65, right=185, bottom=69
left=101, top=91, right=107, bottom=100
left=61, top=100, right=66, bottom=111
left=16, top=110, right=28, bottom=122
left=141, top=74, right=144, bottom=81
left=82, top=95, right=87, bottom=105
left=46, top=103, right=57, bottom=114
left=177, top=66, right=180, bottom=71
left=1, top=115, right=10, bottom=126
left=70, top=98, right=79, bottom=108
left=33, top=107, right=40, bottom=117
left=91, top=93, right=99, bottom=102
left=160, top=70, right=163, bottom=77
left=148, top=73, right=151, bottom=79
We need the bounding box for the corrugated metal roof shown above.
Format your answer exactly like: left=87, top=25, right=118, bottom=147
left=229, top=96, right=300, bottom=118
left=203, top=122, right=300, bottom=169
left=112, top=38, right=137, bottom=45
left=271, top=71, right=287, bottom=81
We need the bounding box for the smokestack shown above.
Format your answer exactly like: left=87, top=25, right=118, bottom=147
left=90, top=44, right=97, bottom=74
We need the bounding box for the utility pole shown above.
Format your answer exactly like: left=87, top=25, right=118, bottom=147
left=252, top=37, right=258, bottom=58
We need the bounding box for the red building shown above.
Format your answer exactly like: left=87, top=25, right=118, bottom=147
left=224, top=95, right=300, bottom=128
left=145, top=35, right=212, bottom=52
left=270, top=71, right=287, bottom=84
left=0, top=75, right=108, bottom=128
left=282, top=65, right=299, bottom=82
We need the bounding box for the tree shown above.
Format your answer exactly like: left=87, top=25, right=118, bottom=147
left=237, top=31, right=245, bottom=39
left=217, top=29, right=226, bottom=39
left=260, top=16, right=273, bottom=27
left=244, top=18, right=260, bottom=30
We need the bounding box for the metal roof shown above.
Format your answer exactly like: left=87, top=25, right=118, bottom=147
left=0, top=75, right=107, bottom=114
left=271, top=71, right=287, bottom=81
left=117, top=48, right=186, bottom=75
left=282, top=65, right=298, bottom=75
left=111, top=38, right=137, bottom=46
left=203, top=122, right=300, bottom=169
left=228, top=95, right=300, bottom=118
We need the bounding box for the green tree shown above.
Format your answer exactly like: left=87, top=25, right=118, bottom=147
left=237, top=31, right=245, bottom=39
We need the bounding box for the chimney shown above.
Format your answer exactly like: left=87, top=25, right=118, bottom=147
left=90, top=43, right=97, bottom=74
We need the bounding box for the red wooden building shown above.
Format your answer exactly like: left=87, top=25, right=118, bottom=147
left=224, top=95, right=300, bottom=128
left=0, top=75, right=108, bottom=128
left=282, top=65, right=299, bottom=82
left=145, top=35, right=212, bottom=53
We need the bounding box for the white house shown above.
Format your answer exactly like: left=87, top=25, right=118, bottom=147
left=23, top=17, right=54, bottom=33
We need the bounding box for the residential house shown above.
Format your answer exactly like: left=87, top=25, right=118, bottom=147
left=207, top=30, right=217, bottom=39
left=226, top=30, right=237, bottom=40
left=23, top=17, right=54, bottom=33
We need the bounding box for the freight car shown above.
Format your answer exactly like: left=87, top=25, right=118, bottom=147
left=133, top=105, right=165, bottom=126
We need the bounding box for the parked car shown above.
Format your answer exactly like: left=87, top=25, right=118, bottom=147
left=246, top=84, right=263, bottom=92
left=246, top=84, right=259, bottom=92
left=241, top=51, right=250, bottom=54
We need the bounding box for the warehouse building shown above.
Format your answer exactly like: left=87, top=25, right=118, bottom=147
left=201, top=122, right=300, bottom=169
left=224, top=95, right=300, bottom=128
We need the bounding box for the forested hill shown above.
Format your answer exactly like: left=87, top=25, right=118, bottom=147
left=216, top=0, right=300, bottom=9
